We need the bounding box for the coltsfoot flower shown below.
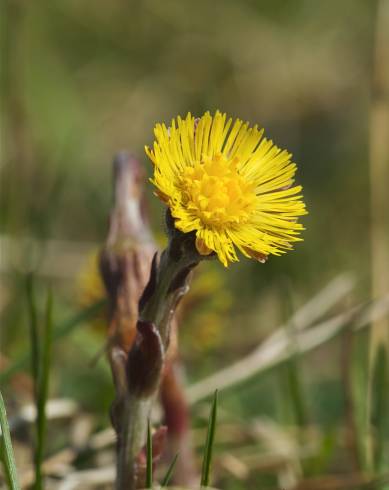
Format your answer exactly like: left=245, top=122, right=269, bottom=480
left=145, top=111, right=307, bottom=267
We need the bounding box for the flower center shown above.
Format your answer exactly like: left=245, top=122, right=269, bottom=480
left=180, top=153, right=256, bottom=227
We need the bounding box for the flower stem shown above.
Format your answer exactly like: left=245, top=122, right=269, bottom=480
left=116, top=236, right=199, bottom=490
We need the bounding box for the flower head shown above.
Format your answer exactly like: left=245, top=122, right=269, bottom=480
left=145, top=111, right=307, bottom=267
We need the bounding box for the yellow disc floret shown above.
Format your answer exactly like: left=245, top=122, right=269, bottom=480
left=180, top=154, right=256, bottom=227
left=145, top=111, right=307, bottom=267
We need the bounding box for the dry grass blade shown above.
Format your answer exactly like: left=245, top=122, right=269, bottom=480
left=187, top=295, right=389, bottom=403
left=56, top=466, right=115, bottom=490
left=260, top=273, right=355, bottom=352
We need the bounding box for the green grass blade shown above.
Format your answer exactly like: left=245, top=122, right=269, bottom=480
left=370, top=345, right=388, bottom=473
left=285, top=356, right=308, bottom=427
left=161, top=452, right=179, bottom=487
left=55, top=300, right=105, bottom=340
left=200, top=390, right=218, bottom=487
left=34, top=288, right=54, bottom=490
left=0, top=299, right=106, bottom=385
left=351, top=333, right=369, bottom=470
left=303, top=429, right=337, bottom=476
left=26, top=274, right=40, bottom=402
left=282, top=279, right=308, bottom=428
left=0, top=391, right=21, bottom=490
left=146, top=419, right=153, bottom=488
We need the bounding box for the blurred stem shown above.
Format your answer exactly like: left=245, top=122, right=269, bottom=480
left=368, top=0, right=389, bottom=475
left=370, top=346, right=388, bottom=474
left=279, top=279, right=309, bottom=429
left=369, top=0, right=389, bottom=348
left=34, top=289, right=53, bottom=490
left=284, top=356, right=308, bottom=428
left=340, top=328, right=361, bottom=472
left=1, top=0, right=30, bottom=233
left=26, top=278, right=54, bottom=490
left=26, top=275, right=40, bottom=402
left=160, top=362, right=197, bottom=486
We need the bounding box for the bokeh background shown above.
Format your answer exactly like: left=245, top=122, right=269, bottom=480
left=1, top=0, right=389, bottom=489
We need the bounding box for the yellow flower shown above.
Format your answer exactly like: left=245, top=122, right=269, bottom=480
left=145, top=111, right=307, bottom=267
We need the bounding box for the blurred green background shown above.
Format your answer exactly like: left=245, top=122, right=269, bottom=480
left=1, top=0, right=388, bottom=489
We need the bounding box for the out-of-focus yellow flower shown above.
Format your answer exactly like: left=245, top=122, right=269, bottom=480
left=189, top=312, right=224, bottom=353
left=77, top=250, right=106, bottom=330
left=146, top=111, right=307, bottom=267
left=180, top=265, right=232, bottom=353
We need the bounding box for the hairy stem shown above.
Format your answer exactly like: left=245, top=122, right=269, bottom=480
left=116, top=238, right=198, bottom=490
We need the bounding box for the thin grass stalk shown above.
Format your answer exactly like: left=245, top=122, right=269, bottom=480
left=279, top=281, right=308, bottom=429
left=340, top=327, right=361, bottom=472
left=26, top=275, right=40, bottom=402
left=200, top=390, right=218, bottom=487
left=146, top=419, right=153, bottom=488
left=33, top=288, right=53, bottom=490
left=351, top=333, right=370, bottom=471
left=161, top=453, right=179, bottom=487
